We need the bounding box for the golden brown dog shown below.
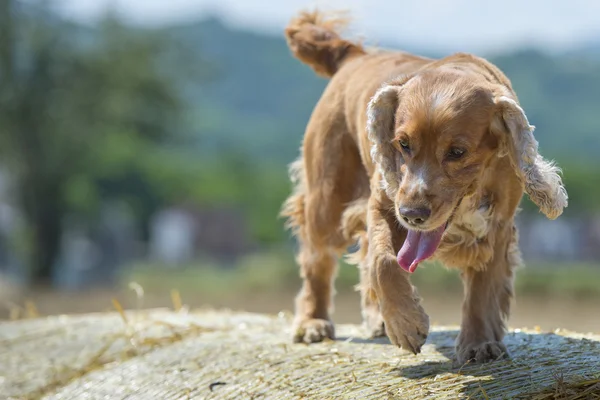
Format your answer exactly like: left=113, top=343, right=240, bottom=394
left=280, top=10, right=568, bottom=364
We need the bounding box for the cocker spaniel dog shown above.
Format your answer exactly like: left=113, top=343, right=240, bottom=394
left=280, top=10, right=568, bottom=364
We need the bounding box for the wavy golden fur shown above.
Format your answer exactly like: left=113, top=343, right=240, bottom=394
left=281, top=9, right=567, bottom=364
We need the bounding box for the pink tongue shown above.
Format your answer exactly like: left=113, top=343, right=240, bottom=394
left=397, top=225, right=446, bottom=273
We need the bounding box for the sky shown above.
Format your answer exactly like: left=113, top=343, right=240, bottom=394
left=54, top=0, right=600, bottom=54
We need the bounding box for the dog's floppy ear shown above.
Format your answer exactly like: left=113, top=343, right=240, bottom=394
left=493, top=95, right=568, bottom=219
left=367, top=77, right=410, bottom=198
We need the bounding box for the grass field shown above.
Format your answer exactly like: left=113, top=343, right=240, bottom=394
left=120, top=248, right=600, bottom=299
left=3, top=248, right=600, bottom=334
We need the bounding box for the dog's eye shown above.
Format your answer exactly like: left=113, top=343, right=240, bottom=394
left=447, top=147, right=466, bottom=160
left=399, top=139, right=410, bottom=152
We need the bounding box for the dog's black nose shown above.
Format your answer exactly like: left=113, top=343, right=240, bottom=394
left=399, top=207, right=431, bottom=225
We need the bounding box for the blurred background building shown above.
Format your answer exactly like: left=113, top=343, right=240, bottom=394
left=0, top=0, right=599, bottom=330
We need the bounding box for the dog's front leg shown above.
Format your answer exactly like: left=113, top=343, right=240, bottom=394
left=455, top=224, right=519, bottom=364
left=366, top=189, right=430, bottom=354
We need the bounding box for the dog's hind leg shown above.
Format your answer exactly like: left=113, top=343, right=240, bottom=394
left=340, top=199, right=386, bottom=338
left=358, top=257, right=386, bottom=338
left=282, top=108, right=367, bottom=344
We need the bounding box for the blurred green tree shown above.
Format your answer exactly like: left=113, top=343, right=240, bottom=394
left=0, top=0, right=201, bottom=284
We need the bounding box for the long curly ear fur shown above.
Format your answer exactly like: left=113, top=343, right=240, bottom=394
left=367, top=83, right=404, bottom=198
left=493, top=96, right=568, bottom=220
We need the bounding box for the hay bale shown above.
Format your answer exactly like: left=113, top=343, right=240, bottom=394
left=1, top=308, right=599, bottom=399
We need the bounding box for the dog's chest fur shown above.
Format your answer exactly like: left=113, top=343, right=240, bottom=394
left=434, top=195, right=496, bottom=270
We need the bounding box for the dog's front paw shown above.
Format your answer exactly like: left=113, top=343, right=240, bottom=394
left=292, top=318, right=335, bottom=343
left=455, top=339, right=510, bottom=365
left=381, top=300, right=429, bottom=354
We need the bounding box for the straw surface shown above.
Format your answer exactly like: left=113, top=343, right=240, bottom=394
left=1, top=308, right=599, bottom=399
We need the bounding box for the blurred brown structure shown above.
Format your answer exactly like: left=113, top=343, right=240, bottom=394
left=149, top=205, right=253, bottom=266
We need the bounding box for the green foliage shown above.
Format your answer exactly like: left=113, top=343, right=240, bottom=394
left=167, top=17, right=326, bottom=164
left=2, top=1, right=600, bottom=285
left=493, top=50, right=600, bottom=161
left=142, top=150, right=292, bottom=244
left=0, top=1, right=198, bottom=279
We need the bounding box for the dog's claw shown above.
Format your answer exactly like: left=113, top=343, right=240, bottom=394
left=455, top=340, right=510, bottom=365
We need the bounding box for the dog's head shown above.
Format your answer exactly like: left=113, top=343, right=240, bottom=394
left=367, top=68, right=567, bottom=273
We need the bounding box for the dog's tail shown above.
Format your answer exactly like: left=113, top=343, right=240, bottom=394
left=284, top=10, right=366, bottom=78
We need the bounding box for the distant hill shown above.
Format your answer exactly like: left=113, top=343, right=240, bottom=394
left=166, top=17, right=328, bottom=164
left=167, top=17, right=600, bottom=166
left=565, top=41, right=600, bottom=60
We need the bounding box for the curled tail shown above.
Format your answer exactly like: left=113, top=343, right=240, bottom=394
left=284, top=10, right=366, bottom=78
